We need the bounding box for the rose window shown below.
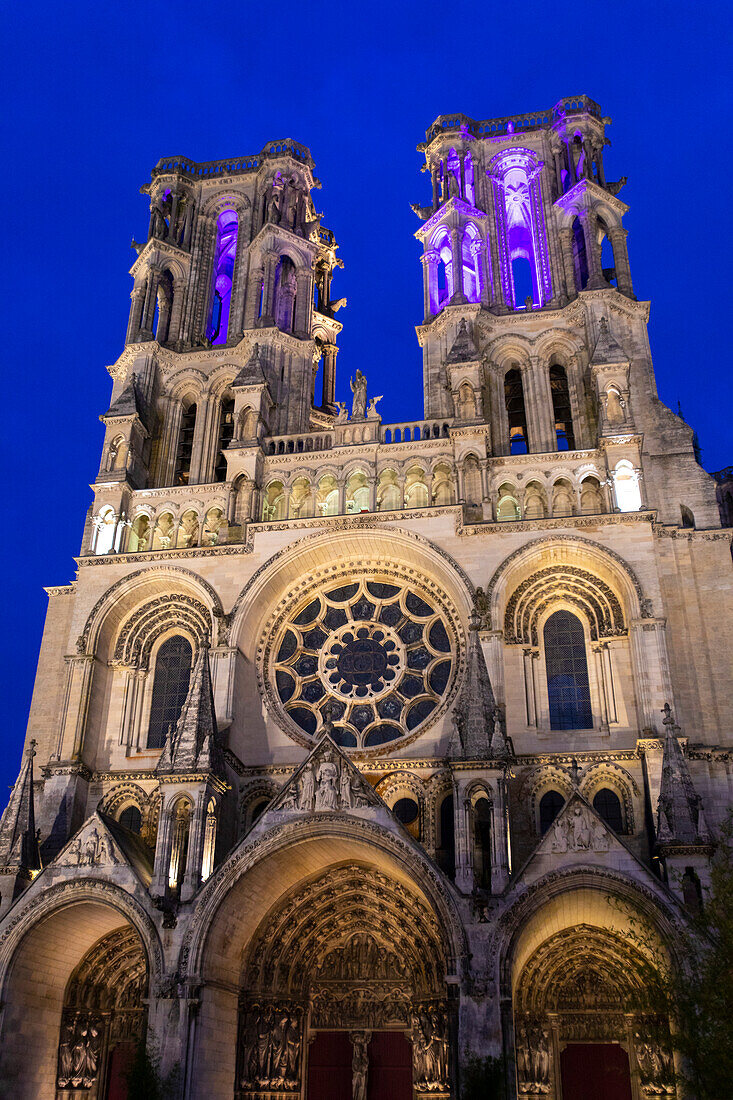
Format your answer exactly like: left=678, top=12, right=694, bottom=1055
left=271, top=579, right=456, bottom=750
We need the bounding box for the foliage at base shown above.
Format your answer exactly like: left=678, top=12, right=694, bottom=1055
left=460, top=1053, right=506, bottom=1099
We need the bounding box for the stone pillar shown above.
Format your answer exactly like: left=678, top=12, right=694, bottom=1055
left=259, top=250, right=279, bottom=325
left=244, top=266, right=263, bottom=329
left=629, top=619, right=673, bottom=734
left=459, top=153, right=466, bottom=199
left=294, top=268, right=314, bottom=336
left=320, top=343, right=338, bottom=408
left=608, top=226, right=634, bottom=297
left=55, top=654, right=96, bottom=761
left=581, top=211, right=605, bottom=289
left=431, top=166, right=439, bottom=209
left=168, top=279, right=186, bottom=346
left=485, top=182, right=506, bottom=311
left=449, top=227, right=466, bottom=303
left=553, top=151, right=564, bottom=195
left=337, top=477, right=346, bottom=515
left=490, top=779, right=510, bottom=893
left=126, top=284, right=146, bottom=344
left=558, top=227, right=577, bottom=301
left=521, top=363, right=545, bottom=454
left=368, top=475, right=377, bottom=512
left=421, top=251, right=437, bottom=320
left=454, top=787, right=473, bottom=893
left=181, top=791, right=207, bottom=902
left=150, top=800, right=174, bottom=897
left=139, top=267, right=161, bottom=339
left=530, top=356, right=556, bottom=452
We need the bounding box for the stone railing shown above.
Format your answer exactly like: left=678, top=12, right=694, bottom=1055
left=425, top=96, right=602, bottom=143
left=380, top=420, right=453, bottom=444
left=151, top=140, right=314, bottom=181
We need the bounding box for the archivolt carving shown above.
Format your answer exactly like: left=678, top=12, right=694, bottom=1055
left=78, top=565, right=224, bottom=654
left=113, top=593, right=211, bottom=666
left=243, top=864, right=446, bottom=999
left=580, top=763, right=638, bottom=834
left=97, top=783, right=158, bottom=845
left=504, top=565, right=626, bottom=645
left=484, top=535, right=649, bottom=629
left=240, top=780, right=281, bottom=830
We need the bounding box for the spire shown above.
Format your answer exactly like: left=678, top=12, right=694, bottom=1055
left=656, top=703, right=710, bottom=848
left=446, top=318, right=477, bottom=363
left=589, top=316, right=627, bottom=367
left=157, top=643, right=224, bottom=776
left=232, top=343, right=266, bottom=387
left=0, top=741, right=41, bottom=874
left=450, top=620, right=508, bottom=759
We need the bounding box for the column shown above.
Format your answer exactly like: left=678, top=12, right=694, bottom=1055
left=490, top=780, right=510, bottom=893
left=485, top=182, right=506, bottom=311
left=126, top=284, right=146, bottom=344
left=151, top=800, right=174, bottom=897
left=168, top=279, right=186, bottom=346
left=472, top=239, right=490, bottom=306
left=581, top=211, right=605, bottom=289
left=368, top=475, right=377, bottom=512
left=459, top=153, right=466, bottom=199
left=294, top=268, right=314, bottom=336
left=608, top=226, right=634, bottom=297
left=337, top=476, right=346, bottom=515
left=553, top=151, right=564, bottom=195
left=259, top=250, right=278, bottom=325
left=431, top=166, right=439, bottom=209
left=421, top=251, right=438, bottom=319
left=139, top=267, right=161, bottom=338
left=454, top=787, right=473, bottom=893
left=558, top=227, right=577, bottom=300
left=449, top=227, right=466, bottom=302
left=530, top=356, right=556, bottom=452
left=523, top=649, right=537, bottom=726
left=521, top=364, right=544, bottom=454
left=181, top=791, right=207, bottom=901
left=321, top=344, right=338, bottom=408
left=55, top=654, right=96, bottom=761
left=592, top=644, right=610, bottom=731
left=595, top=144, right=607, bottom=188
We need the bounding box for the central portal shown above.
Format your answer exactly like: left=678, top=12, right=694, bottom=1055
left=236, top=864, right=452, bottom=1098
left=306, top=1031, right=412, bottom=1100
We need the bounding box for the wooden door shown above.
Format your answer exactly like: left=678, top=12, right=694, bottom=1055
left=560, top=1043, right=633, bottom=1100
left=367, top=1031, right=412, bottom=1100
left=307, top=1031, right=352, bottom=1099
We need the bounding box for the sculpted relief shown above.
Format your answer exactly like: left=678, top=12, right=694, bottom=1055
left=59, top=827, right=119, bottom=867
left=515, top=1020, right=551, bottom=1094
left=411, top=1003, right=450, bottom=1093
left=57, top=1012, right=103, bottom=1090
left=550, top=804, right=609, bottom=854
left=239, top=1003, right=302, bottom=1092
left=317, top=932, right=408, bottom=982
left=280, top=748, right=373, bottom=814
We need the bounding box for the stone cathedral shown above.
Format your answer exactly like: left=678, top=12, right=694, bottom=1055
left=0, top=94, right=731, bottom=1100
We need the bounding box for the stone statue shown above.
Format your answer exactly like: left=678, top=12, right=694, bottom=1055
left=57, top=1017, right=76, bottom=1086
left=335, top=401, right=348, bottom=423
left=97, top=834, right=118, bottom=865
left=315, top=755, right=339, bottom=810
left=473, top=586, right=490, bottom=626
left=366, top=395, right=383, bottom=419
left=351, top=1032, right=369, bottom=1100
left=339, top=763, right=353, bottom=809
left=297, top=765, right=315, bottom=812
left=350, top=370, right=367, bottom=420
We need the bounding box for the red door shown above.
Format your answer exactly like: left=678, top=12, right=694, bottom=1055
left=105, top=1041, right=137, bottom=1100
left=560, top=1044, right=632, bottom=1100
left=307, top=1031, right=353, bottom=1100
left=368, top=1031, right=412, bottom=1100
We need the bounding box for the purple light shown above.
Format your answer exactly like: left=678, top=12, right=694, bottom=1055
left=207, top=209, right=238, bottom=345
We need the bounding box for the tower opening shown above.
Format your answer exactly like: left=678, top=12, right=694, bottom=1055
left=505, top=367, right=529, bottom=454
left=207, top=209, right=238, bottom=345
left=550, top=363, right=575, bottom=450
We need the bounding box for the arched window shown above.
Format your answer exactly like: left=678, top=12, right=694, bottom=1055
left=207, top=210, right=238, bottom=345
left=118, top=805, right=142, bottom=834
left=473, top=796, right=492, bottom=890
left=168, top=799, right=191, bottom=892
left=201, top=797, right=217, bottom=882
left=462, top=228, right=481, bottom=303
left=274, top=255, right=297, bottom=332
left=156, top=270, right=174, bottom=343
left=539, top=790, right=565, bottom=834
left=598, top=218, right=617, bottom=287
left=680, top=505, right=695, bottom=528
left=504, top=368, right=529, bottom=454
left=174, top=401, right=197, bottom=485
left=571, top=216, right=589, bottom=290
left=214, top=397, right=235, bottom=482
left=463, top=455, right=482, bottom=508
left=613, top=460, right=642, bottom=512
left=437, top=794, right=455, bottom=880
left=147, top=636, right=193, bottom=749
left=593, top=788, right=624, bottom=833
left=549, top=364, right=575, bottom=450
left=544, top=610, right=592, bottom=730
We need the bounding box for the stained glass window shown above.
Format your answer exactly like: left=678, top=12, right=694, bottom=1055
left=544, top=610, right=592, bottom=730
left=147, top=636, right=193, bottom=749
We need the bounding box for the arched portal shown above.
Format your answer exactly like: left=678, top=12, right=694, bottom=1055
left=238, top=863, right=450, bottom=1098
left=0, top=895, right=155, bottom=1100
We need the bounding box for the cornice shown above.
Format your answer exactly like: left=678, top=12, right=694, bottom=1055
left=486, top=447, right=598, bottom=467
left=76, top=537, right=255, bottom=568
left=248, top=505, right=462, bottom=536
left=652, top=523, right=732, bottom=542
left=44, top=583, right=77, bottom=597
left=459, top=510, right=656, bottom=537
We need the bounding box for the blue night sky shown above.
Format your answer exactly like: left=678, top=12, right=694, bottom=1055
left=0, top=1, right=730, bottom=795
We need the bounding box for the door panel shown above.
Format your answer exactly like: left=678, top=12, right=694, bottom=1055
left=367, top=1031, right=412, bottom=1100
left=560, top=1043, right=632, bottom=1100
left=307, top=1031, right=352, bottom=1100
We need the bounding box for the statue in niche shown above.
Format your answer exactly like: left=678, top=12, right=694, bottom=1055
left=97, top=834, right=119, bottom=865
left=82, top=829, right=100, bottom=865
left=351, top=1032, right=369, bottom=1100
left=606, top=388, right=625, bottom=425
left=315, top=754, right=339, bottom=810
left=473, top=586, right=490, bottom=627
left=350, top=369, right=368, bottom=420
left=57, top=1017, right=76, bottom=1086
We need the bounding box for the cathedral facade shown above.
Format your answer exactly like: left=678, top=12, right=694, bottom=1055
left=1, top=94, right=731, bottom=1100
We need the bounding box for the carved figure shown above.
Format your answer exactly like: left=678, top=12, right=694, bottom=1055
left=297, top=765, right=315, bottom=811
left=335, top=401, right=348, bottom=423
left=366, top=395, right=383, bottom=419
left=339, top=764, right=353, bottom=809
left=58, top=1018, right=76, bottom=1085
left=350, top=370, right=367, bottom=420
left=65, top=837, right=82, bottom=866
left=551, top=813, right=568, bottom=853
left=351, top=1032, right=369, bottom=1100
left=97, top=834, right=118, bottom=865
left=315, top=755, right=339, bottom=810
left=82, top=829, right=100, bottom=865
left=473, top=586, right=490, bottom=626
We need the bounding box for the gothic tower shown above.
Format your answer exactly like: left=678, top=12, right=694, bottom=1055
left=0, top=98, right=731, bottom=1100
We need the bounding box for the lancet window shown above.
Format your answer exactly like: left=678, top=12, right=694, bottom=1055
left=543, top=610, right=592, bottom=730
left=147, top=635, right=193, bottom=749
left=214, top=396, right=235, bottom=482
left=504, top=367, right=529, bottom=454
left=549, top=363, right=575, bottom=450
left=174, top=399, right=197, bottom=485
left=207, top=209, right=238, bottom=345
left=593, top=787, right=624, bottom=833
left=437, top=793, right=455, bottom=879
left=539, top=789, right=565, bottom=834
